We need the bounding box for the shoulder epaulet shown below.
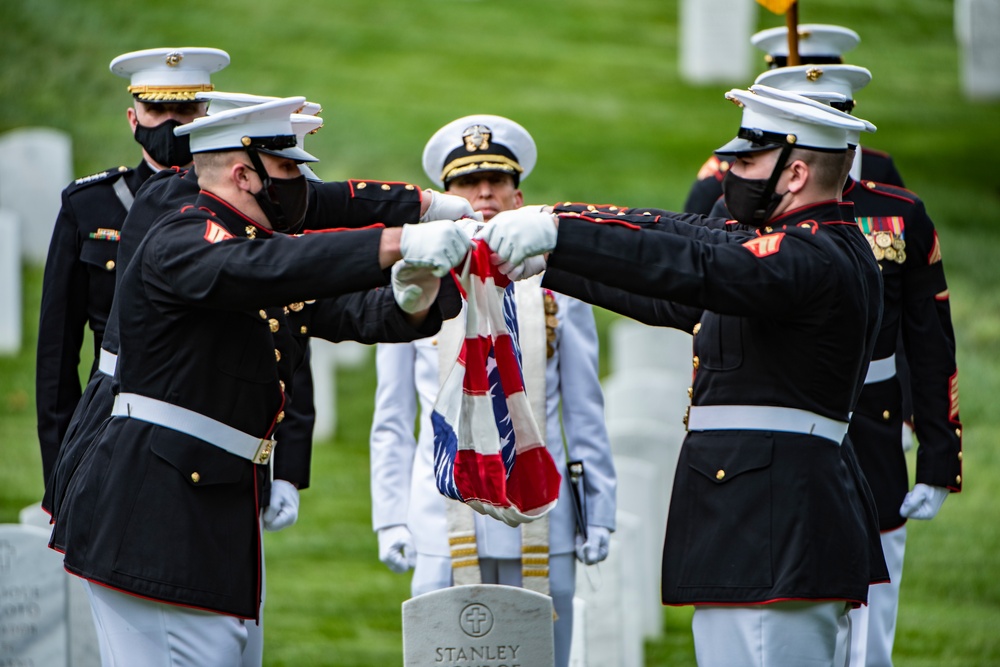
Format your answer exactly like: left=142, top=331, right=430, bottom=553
left=70, top=165, right=130, bottom=189
left=859, top=180, right=918, bottom=204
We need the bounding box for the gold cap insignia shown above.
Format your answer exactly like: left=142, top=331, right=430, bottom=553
left=165, top=52, right=184, bottom=67
left=462, top=124, right=492, bottom=152
left=806, top=67, right=824, bottom=81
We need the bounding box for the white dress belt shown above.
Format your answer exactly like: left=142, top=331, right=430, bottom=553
left=111, top=393, right=275, bottom=464
left=864, top=353, right=896, bottom=385
left=98, top=349, right=118, bottom=376
left=686, top=405, right=849, bottom=444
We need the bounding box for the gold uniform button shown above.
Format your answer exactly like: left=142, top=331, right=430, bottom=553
left=300, top=326, right=308, bottom=335
left=764, top=226, right=773, bottom=233
left=692, top=323, right=701, bottom=335
left=279, top=380, right=286, bottom=392
left=274, top=349, right=281, bottom=362
left=882, top=410, right=891, bottom=420
left=431, top=338, right=438, bottom=346
left=955, top=428, right=962, bottom=437
left=405, top=184, right=415, bottom=190
left=866, top=181, right=877, bottom=189
left=357, top=182, right=367, bottom=189
left=276, top=411, right=285, bottom=424
left=956, top=475, right=962, bottom=484
left=715, top=469, right=725, bottom=480
left=381, top=183, right=391, bottom=191
left=191, top=472, right=201, bottom=483
left=687, top=387, right=693, bottom=398
left=105, top=260, right=115, bottom=271
left=259, top=309, right=268, bottom=320
left=957, top=451, right=963, bottom=461
left=692, top=356, right=700, bottom=370
left=268, top=318, right=279, bottom=333
left=117, top=165, right=128, bottom=173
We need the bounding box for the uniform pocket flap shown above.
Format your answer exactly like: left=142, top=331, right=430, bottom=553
left=151, top=431, right=250, bottom=486
left=687, top=436, right=773, bottom=484
left=80, top=237, right=119, bottom=268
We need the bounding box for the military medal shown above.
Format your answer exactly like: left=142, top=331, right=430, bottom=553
left=875, top=232, right=892, bottom=248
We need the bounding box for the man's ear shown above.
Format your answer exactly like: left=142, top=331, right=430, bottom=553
left=127, top=106, right=138, bottom=133
left=514, top=189, right=524, bottom=208
left=232, top=161, right=257, bottom=193
left=785, top=159, right=810, bottom=195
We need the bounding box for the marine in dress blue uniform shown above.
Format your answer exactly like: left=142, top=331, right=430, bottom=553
left=683, top=25, right=904, bottom=216
left=36, top=47, right=230, bottom=485
left=477, top=88, right=889, bottom=667
left=53, top=97, right=472, bottom=666
left=708, top=80, right=962, bottom=667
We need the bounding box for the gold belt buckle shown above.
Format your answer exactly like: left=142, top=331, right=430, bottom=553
left=253, top=438, right=276, bottom=464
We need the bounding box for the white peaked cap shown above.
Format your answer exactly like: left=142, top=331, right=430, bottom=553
left=751, top=24, right=860, bottom=59
left=715, top=87, right=868, bottom=155
left=196, top=91, right=323, bottom=117
left=750, top=84, right=876, bottom=145
left=755, top=64, right=872, bottom=101
left=174, top=96, right=318, bottom=162
left=110, top=47, right=230, bottom=101
left=422, top=114, right=537, bottom=189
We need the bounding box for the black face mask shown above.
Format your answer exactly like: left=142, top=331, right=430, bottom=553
left=252, top=173, right=309, bottom=234
left=133, top=118, right=192, bottom=167
left=722, top=170, right=787, bottom=228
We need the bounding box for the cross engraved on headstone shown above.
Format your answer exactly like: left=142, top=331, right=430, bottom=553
left=460, top=603, right=493, bottom=637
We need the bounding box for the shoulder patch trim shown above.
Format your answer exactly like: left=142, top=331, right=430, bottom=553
left=204, top=220, right=235, bottom=244
left=928, top=231, right=942, bottom=264
left=742, top=233, right=785, bottom=258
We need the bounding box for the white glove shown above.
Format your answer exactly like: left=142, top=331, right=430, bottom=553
left=474, top=208, right=558, bottom=267
left=574, top=526, right=611, bottom=565
left=457, top=217, right=486, bottom=236
left=377, top=525, right=416, bottom=573
left=495, top=255, right=547, bottom=281
left=899, top=483, right=949, bottom=520
left=391, top=261, right=440, bottom=314
left=420, top=190, right=483, bottom=223
left=263, top=480, right=300, bottom=532
left=400, top=219, right=472, bottom=277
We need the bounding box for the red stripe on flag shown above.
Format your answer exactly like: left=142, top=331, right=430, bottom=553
left=454, top=450, right=509, bottom=505
left=493, top=333, right=525, bottom=395
left=503, top=447, right=562, bottom=511
left=462, top=337, right=492, bottom=395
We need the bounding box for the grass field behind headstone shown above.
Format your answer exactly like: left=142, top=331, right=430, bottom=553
left=1, top=0, right=998, bottom=664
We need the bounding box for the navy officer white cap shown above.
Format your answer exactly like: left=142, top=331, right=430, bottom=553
left=422, top=114, right=537, bottom=189
left=750, top=84, right=876, bottom=146
left=174, top=96, right=318, bottom=162
left=715, top=87, right=868, bottom=156
left=110, top=47, right=230, bottom=102
left=755, top=64, right=872, bottom=102
left=751, top=24, right=860, bottom=65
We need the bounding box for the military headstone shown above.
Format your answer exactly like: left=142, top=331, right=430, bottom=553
left=0, top=127, right=73, bottom=264
left=402, top=584, right=554, bottom=667
left=0, top=524, right=68, bottom=666
left=956, top=0, right=1000, bottom=100
left=18, top=504, right=101, bottom=667
left=614, top=456, right=666, bottom=639
left=574, top=512, right=645, bottom=667
left=609, top=319, right=692, bottom=378
left=0, top=210, right=21, bottom=355
left=679, top=0, right=757, bottom=84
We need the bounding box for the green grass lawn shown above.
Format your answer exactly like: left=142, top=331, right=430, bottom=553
left=2, top=0, right=999, bottom=664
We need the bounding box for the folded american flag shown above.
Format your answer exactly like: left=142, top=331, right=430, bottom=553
left=432, top=240, right=561, bottom=526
